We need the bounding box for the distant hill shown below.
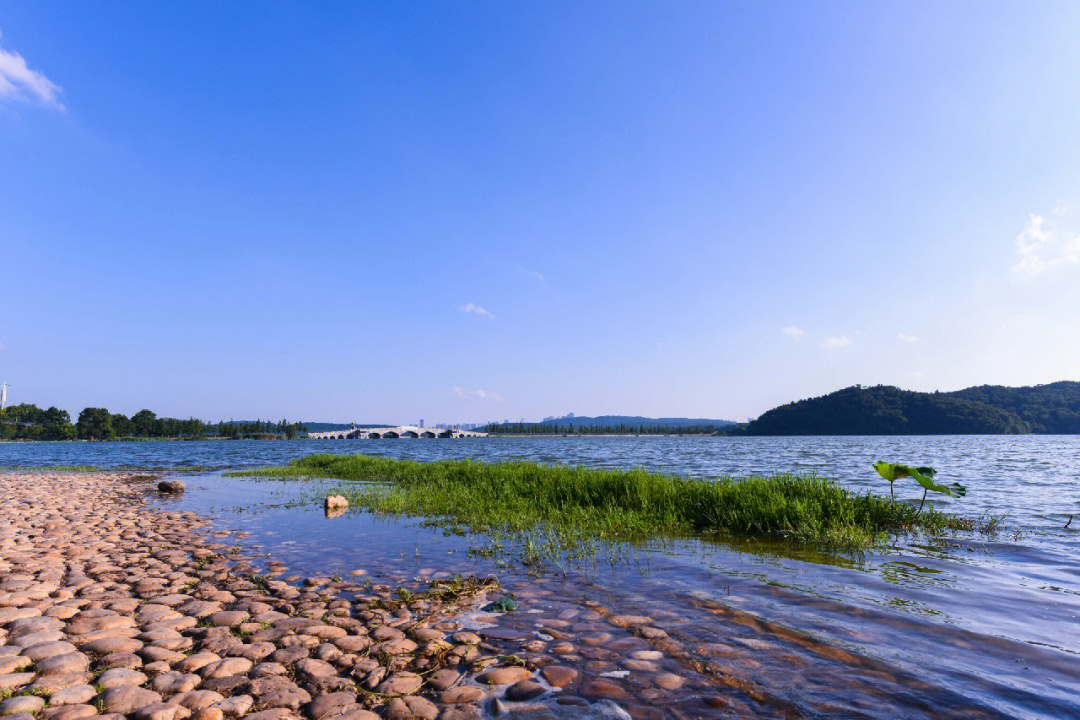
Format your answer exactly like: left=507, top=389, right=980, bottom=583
left=487, top=416, right=736, bottom=435
left=738, top=382, right=1080, bottom=435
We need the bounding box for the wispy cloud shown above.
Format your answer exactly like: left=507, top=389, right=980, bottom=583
left=1012, top=211, right=1080, bottom=275
left=516, top=266, right=545, bottom=282
left=821, top=335, right=851, bottom=349
left=454, top=387, right=502, bottom=401
left=897, top=333, right=920, bottom=343
left=0, top=30, right=64, bottom=110
left=460, top=303, right=495, bottom=319
left=781, top=326, right=804, bottom=341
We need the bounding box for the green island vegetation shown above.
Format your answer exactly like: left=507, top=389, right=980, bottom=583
left=0, top=404, right=308, bottom=441
left=733, top=381, right=1080, bottom=435
left=229, top=454, right=989, bottom=553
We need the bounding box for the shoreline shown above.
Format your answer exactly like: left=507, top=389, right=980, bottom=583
left=0, top=473, right=771, bottom=720
left=0, top=473, right=524, bottom=720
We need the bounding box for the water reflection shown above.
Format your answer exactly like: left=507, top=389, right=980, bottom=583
left=148, top=471, right=1080, bottom=719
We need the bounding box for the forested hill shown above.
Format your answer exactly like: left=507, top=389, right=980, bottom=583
left=740, top=382, right=1080, bottom=435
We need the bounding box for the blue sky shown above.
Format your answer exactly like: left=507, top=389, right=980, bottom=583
left=2, top=1, right=1080, bottom=423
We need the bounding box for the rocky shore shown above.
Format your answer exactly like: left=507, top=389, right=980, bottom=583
left=0, top=473, right=752, bottom=720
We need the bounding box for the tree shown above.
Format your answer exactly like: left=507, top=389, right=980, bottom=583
left=77, top=408, right=115, bottom=440
left=111, top=413, right=135, bottom=438
left=132, top=409, right=158, bottom=437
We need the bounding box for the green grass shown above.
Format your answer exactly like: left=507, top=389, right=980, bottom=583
left=229, top=454, right=979, bottom=550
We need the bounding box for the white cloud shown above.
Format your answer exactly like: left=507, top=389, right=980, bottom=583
left=516, top=266, right=545, bottom=282
left=910, top=371, right=926, bottom=379
left=898, top=333, right=920, bottom=343
left=460, top=303, right=495, bottom=319
left=0, top=30, right=64, bottom=110
left=1012, top=212, right=1080, bottom=275
left=454, top=387, right=502, bottom=401
left=781, top=326, right=804, bottom=341
left=821, top=335, right=851, bottom=349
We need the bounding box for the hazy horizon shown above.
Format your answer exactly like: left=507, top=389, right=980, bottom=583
left=4, top=2, right=1080, bottom=423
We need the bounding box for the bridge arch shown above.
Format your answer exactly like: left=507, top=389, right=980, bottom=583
left=382, top=431, right=399, bottom=439
left=400, top=431, right=419, bottom=438
left=420, top=431, right=436, bottom=438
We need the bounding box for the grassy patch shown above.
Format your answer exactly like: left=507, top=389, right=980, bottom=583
left=229, top=454, right=980, bottom=551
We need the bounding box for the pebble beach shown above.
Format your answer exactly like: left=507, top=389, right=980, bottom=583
left=0, top=473, right=769, bottom=720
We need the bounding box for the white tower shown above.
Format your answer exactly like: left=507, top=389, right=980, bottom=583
left=1, top=383, right=7, bottom=410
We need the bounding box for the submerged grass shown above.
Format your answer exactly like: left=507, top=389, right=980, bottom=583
left=229, top=454, right=976, bottom=551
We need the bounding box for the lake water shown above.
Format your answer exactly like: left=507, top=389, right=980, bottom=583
left=2, top=436, right=1078, bottom=718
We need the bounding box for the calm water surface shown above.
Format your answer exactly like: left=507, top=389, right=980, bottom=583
left=3, top=436, right=1078, bottom=718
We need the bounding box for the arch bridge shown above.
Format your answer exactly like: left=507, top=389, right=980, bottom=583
left=308, top=425, right=487, bottom=440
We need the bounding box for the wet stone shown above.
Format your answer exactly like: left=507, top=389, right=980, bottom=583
left=476, top=667, right=532, bottom=686
left=540, top=666, right=578, bottom=688
left=440, top=686, right=485, bottom=704
left=505, top=679, right=546, bottom=701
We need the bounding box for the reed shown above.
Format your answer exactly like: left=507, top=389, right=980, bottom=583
left=230, top=454, right=975, bottom=548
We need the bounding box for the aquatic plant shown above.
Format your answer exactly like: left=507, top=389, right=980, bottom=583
left=230, top=454, right=975, bottom=550
left=872, top=461, right=966, bottom=515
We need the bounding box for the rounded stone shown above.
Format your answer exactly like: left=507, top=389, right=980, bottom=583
left=41, top=705, right=98, bottom=720
left=97, top=668, right=150, bottom=689
left=211, top=694, right=253, bottom=718
left=303, top=692, right=355, bottom=720
left=475, top=666, right=532, bottom=686
left=48, top=684, right=97, bottom=706
left=505, top=679, right=546, bottom=701
left=374, top=672, right=422, bottom=696
left=654, top=672, right=685, bottom=690
left=99, top=685, right=164, bottom=714
left=540, top=665, right=578, bottom=688
left=134, top=703, right=193, bottom=720
left=580, top=678, right=631, bottom=701
left=439, top=686, right=485, bottom=704
left=206, top=612, right=248, bottom=628
left=36, top=652, right=90, bottom=675
left=0, top=696, right=46, bottom=716
left=201, top=657, right=252, bottom=679
left=21, top=641, right=78, bottom=661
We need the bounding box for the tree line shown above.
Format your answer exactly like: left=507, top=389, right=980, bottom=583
left=0, top=404, right=307, bottom=441
left=483, top=422, right=727, bottom=435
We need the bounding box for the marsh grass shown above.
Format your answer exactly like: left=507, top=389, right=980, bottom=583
left=229, top=454, right=977, bottom=551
